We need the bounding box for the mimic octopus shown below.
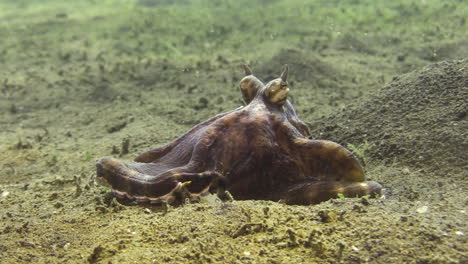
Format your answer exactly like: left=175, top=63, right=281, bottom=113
left=96, top=65, right=382, bottom=205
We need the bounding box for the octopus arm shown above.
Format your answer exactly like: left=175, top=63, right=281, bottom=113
left=96, top=156, right=226, bottom=204
left=96, top=112, right=237, bottom=204
left=292, top=138, right=366, bottom=181
left=279, top=138, right=382, bottom=204
left=134, top=108, right=239, bottom=163
left=281, top=180, right=382, bottom=205
left=284, top=100, right=311, bottom=137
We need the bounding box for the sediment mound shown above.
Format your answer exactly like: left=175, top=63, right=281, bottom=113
left=313, top=59, right=467, bottom=175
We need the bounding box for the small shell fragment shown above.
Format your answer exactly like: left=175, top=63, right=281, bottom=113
left=416, top=206, right=429, bottom=214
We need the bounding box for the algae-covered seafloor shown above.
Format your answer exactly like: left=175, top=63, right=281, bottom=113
left=0, top=0, right=467, bottom=263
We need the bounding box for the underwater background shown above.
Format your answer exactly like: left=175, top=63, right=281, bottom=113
left=0, top=0, right=466, bottom=263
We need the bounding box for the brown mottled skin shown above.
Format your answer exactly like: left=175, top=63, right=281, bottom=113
left=96, top=65, right=382, bottom=205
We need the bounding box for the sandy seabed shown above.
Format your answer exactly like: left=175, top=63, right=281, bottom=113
left=0, top=1, right=466, bottom=263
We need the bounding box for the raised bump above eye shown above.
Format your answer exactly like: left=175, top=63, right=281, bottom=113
left=239, top=65, right=265, bottom=104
